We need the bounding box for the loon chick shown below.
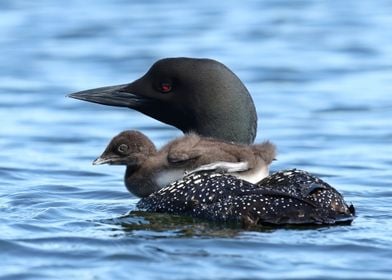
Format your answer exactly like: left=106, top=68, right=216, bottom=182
left=137, top=171, right=355, bottom=226
left=69, top=57, right=257, bottom=144
left=93, top=130, right=276, bottom=197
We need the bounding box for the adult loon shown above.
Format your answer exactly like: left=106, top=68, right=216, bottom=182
left=93, top=130, right=276, bottom=198
left=69, top=57, right=355, bottom=225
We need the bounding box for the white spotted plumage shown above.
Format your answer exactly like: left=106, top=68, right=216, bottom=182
left=137, top=169, right=355, bottom=226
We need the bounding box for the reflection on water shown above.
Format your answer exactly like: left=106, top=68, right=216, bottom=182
left=1, top=0, right=392, bottom=279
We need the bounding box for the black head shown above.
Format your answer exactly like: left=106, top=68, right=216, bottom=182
left=93, top=130, right=156, bottom=166
left=69, top=57, right=257, bottom=144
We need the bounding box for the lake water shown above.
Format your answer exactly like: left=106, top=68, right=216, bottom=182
left=1, top=1, right=392, bottom=279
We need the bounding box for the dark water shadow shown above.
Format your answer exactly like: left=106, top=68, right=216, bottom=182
left=96, top=210, right=355, bottom=239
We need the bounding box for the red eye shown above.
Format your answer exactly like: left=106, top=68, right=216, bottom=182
left=160, top=83, right=172, bottom=93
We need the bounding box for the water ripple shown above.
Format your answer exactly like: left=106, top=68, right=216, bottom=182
left=1, top=0, right=391, bottom=279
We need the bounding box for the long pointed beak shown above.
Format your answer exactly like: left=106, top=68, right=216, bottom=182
left=68, top=84, right=151, bottom=108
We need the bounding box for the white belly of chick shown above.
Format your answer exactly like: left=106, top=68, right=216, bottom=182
left=154, top=169, right=186, bottom=188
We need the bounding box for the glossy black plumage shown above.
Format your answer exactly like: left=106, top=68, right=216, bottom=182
left=138, top=170, right=355, bottom=226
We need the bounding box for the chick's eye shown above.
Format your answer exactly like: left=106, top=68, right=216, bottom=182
left=118, top=144, right=128, bottom=153
left=159, top=83, right=172, bottom=93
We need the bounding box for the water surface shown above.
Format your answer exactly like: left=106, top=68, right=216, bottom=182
left=1, top=1, right=392, bottom=279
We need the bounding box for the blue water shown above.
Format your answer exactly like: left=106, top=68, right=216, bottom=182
left=1, top=1, right=392, bottom=279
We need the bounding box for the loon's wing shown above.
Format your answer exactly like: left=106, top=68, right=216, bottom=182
left=167, top=149, right=202, bottom=163
left=257, top=169, right=355, bottom=224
